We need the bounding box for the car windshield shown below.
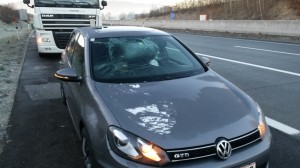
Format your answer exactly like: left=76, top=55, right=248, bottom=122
left=90, top=35, right=205, bottom=83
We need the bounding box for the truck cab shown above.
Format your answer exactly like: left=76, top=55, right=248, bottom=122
left=23, top=0, right=107, bottom=56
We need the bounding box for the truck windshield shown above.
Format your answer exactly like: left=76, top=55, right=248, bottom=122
left=35, top=0, right=99, bottom=8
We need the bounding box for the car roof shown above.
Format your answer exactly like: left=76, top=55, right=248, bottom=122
left=76, top=26, right=170, bottom=39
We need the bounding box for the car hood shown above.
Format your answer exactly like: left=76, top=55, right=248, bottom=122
left=95, top=70, right=259, bottom=149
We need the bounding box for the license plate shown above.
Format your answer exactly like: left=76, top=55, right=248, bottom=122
left=241, top=162, right=256, bottom=168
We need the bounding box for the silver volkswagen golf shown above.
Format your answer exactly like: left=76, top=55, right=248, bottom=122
left=55, top=26, right=271, bottom=168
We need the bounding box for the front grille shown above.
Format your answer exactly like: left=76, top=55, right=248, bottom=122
left=53, top=30, right=72, bottom=49
left=50, top=14, right=86, bottom=19
left=41, top=14, right=96, bottom=30
left=230, top=129, right=261, bottom=150
left=167, top=129, right=261, bottom=163
left=42, top=19, right=95, bottom=29
left=41, top=14, right=96, bottom=49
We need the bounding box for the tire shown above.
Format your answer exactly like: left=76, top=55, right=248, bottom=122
left=60, top=83, right=67, bottom=105
left=39, top=53, right=47, bottom=57
left=81, top=128, right=98, bottom=168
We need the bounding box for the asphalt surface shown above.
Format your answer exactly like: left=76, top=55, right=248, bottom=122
left=0, top=34, right=84, bottom=168
left=173, top=33, right=300, bottom=167
left=0, top=33, right=299, bottom=167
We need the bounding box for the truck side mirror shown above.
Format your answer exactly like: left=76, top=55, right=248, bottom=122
left=101, top=0, right=107, bottom=7
left=23, top=0, right=30, bottom=4
left=100, top=0, right=107, bottom=10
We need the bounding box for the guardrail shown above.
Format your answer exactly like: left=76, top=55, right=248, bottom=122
left=103, top=20, right=300, bottom=37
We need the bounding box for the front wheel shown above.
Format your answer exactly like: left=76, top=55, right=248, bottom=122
left=81, top=129, right=98, bottom=168
left=60, top=83, right=66, bottom=105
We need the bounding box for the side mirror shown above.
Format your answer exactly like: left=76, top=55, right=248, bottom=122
left=55, top=68, right=82, bottom=82
left=23, top=0, right=30, bottom=4
left=100, top=0, right=107, bottom=10
left=200, top=57, right=210, bottom=67
left=101, top=0, right=107, bottom=7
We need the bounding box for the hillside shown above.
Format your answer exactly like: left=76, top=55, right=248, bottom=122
left=140, top=0, right=300, bottom=20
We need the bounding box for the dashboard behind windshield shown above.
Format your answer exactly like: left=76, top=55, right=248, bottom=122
left=35, top=0, right=99, bottom=8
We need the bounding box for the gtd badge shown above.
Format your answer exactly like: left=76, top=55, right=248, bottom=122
left=174, top=153, right=189, bottom=159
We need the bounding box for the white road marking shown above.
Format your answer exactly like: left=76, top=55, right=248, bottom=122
left=266, top=117, right=300, bottom=135
left=235, top=46, right=300, bottom=56
left=196, top=53, right=300, bottom=77
left=174, top=33, right=300, bottom=47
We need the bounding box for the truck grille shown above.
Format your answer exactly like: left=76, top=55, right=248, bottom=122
left=53, top=30, right=72, bottom=49
left=41, top=14, right=96, bottom=49
left=41, top=14, right=96, bottom=30
left=167, top=129, right=261, bottom=163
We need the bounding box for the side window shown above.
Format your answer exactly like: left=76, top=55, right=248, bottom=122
left=66, top=32, right=79, bottom=59
left=71, top=34, right=85, bottom=77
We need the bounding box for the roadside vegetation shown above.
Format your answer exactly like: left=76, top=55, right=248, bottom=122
left=0, top=4, right=31, bottom=154
left=0, top=4, right=20, bottom=24
left=135, top=0, right=300, bottom=20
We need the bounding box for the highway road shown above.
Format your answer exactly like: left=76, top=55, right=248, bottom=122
left=173, top=33, right=300, bottom=167
left=0, top=33, right=299, bottom=167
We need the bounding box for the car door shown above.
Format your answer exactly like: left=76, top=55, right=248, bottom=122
left=67, top=33, right=86, bottom=133
left=61, top=31, right=78, bottom=109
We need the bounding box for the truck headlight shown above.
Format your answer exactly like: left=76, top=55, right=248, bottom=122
left=108, top=126, right=170, bottom=166
left=37, top=37, right=50, bottom=44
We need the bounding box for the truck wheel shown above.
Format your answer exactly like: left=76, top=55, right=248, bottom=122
left=39, top=53, right=47, bottom=57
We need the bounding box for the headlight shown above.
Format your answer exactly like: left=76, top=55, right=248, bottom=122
left=108, top=126, right=170, bottom=166
left=256, top=103, right=267, bottom=139
left=37, top=37, right=50, bottom=44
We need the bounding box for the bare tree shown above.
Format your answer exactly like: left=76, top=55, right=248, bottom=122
left=258, top=0, right=263, bottom=19
left=119, top=13, right=126, bottom=20
left=0, top=4, right=19, bottom=24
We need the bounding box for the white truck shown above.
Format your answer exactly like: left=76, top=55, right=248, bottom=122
left=23, top=0, right=107, bottom=56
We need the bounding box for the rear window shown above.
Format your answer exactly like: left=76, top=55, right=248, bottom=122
left=90, top=35, right=205, bottom=83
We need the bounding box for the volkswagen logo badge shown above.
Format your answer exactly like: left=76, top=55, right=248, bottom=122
left=216, top=139, right=232, bottom=160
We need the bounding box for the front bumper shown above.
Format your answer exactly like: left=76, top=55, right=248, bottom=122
left=93, top=129, right=271, bottom=168
left=36, top=30, right=64, bottom=54
left=37, top=45, right=63, bottom=54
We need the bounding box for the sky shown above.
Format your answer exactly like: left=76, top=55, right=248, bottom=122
left=0, top=0, right=186, bottom=17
